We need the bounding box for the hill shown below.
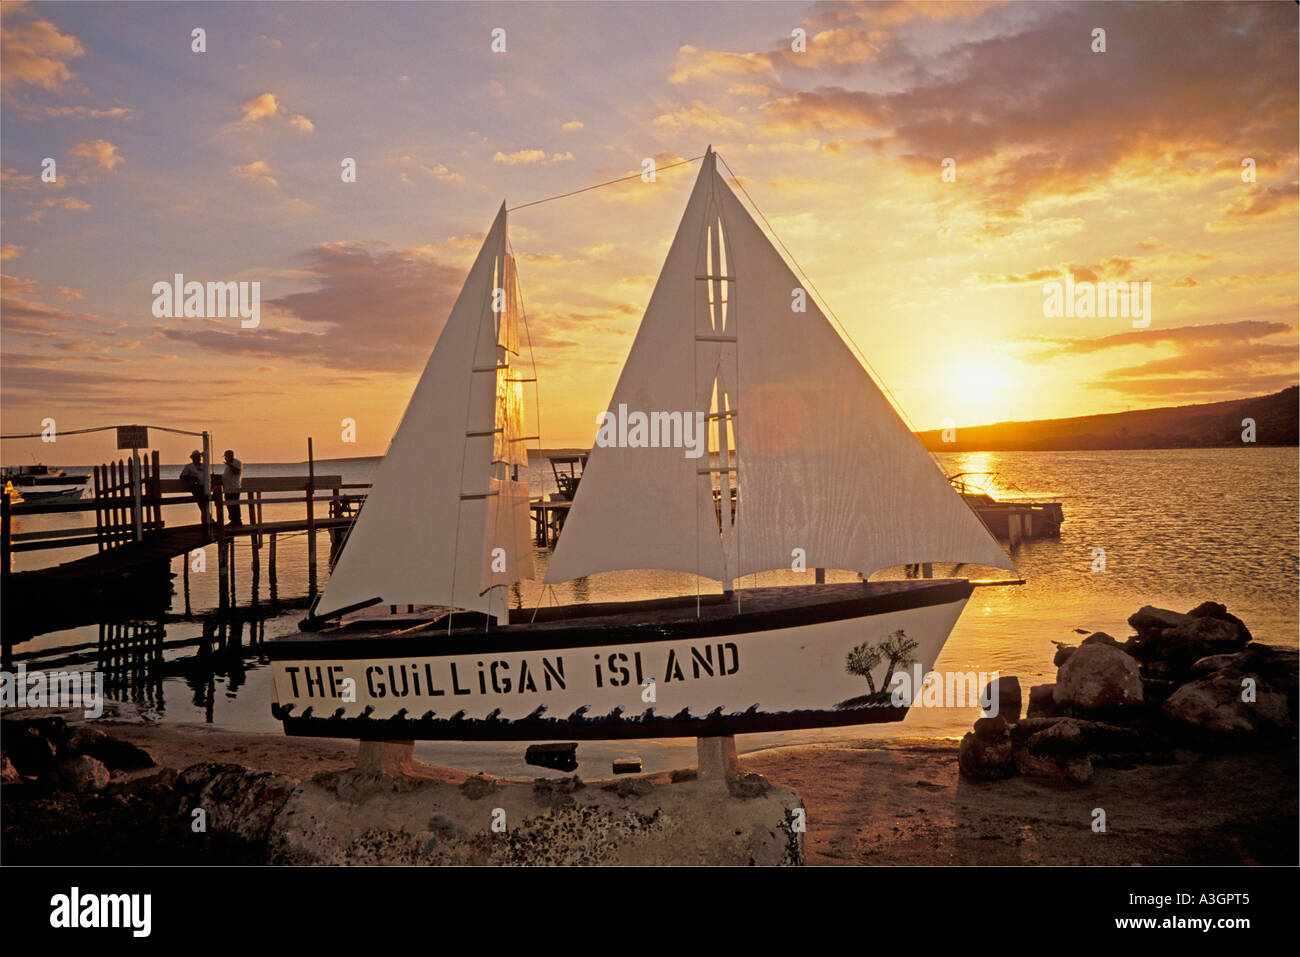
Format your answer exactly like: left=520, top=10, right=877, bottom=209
left=915, top=386, right=1298, bottom=451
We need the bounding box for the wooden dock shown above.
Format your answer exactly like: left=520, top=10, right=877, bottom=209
left=1, top=438, right=590, bottom=638
left=0, top=447, right=364, bottom=636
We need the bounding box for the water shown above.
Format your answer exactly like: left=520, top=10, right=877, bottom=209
left=10, top=448, right=1297, bottom=779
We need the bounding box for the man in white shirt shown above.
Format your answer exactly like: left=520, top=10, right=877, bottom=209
left=222, top=449, right=243, bottom=526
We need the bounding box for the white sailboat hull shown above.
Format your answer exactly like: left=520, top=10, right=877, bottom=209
left=270, top=581, right=973, bottom=740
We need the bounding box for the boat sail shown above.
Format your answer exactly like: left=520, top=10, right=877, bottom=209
left=545, top=150, right=1013, bottom=588
left=312, top=203, right=534, bottom=625
left=270, top=150, right=1014, bottom=742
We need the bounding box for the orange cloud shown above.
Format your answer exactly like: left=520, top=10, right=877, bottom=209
left=68, top=138, right=124, bottom=172
left=232, top=159, right=278, bottom=188
left=492, top=149, right=573, bottom=166
left=0, top=1, right=84, bottom=92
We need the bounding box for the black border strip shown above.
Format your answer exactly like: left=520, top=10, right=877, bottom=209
left=277, top=704, right=912, bottom=740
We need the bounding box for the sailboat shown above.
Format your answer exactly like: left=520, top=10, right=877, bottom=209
left=269, top=149, right=1015, bottom=741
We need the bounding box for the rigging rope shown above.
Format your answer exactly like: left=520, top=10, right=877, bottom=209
left=507, top=155, right=706, bottom=212
left=1, top=423, right=207, bottom=440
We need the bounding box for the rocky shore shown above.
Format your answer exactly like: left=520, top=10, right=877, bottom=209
left=1, top=714, right=803, bottom=866
left=959, top=601, right=1297, bottom=784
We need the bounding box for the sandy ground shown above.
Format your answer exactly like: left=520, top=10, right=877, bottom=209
left=93, top=720, right=1297, bottom=866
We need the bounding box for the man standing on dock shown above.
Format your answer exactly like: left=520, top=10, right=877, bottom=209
left=222, top=449, right=243, bottom=526
left=179, top=450, right=211, bottom=524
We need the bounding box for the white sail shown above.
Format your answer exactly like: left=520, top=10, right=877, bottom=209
left=546, top=151, right=1013, bottom=585
left=544, top=152, right=732, bottom=584
left=317, top=203, right=533, bottom=620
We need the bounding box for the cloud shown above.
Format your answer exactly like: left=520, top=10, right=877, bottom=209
left=68, top=138, right=124, bottom=172
left=0, top=1, right=84, bottom=92
left=1, top=244, right=23, bottom=261
left=756, top=3, right=1298, bottom=221
left=240, top=92, right=282, bottom=123
left=1015, top=319, right=1298, bottom=400
left=977, top=257, right=1147, bottom=287
left=420, top=162, right=463, bottom=183
left=24, top=195, right=91, bottom=222
left=232, top=159, right=278, bottom=188
left=235, top=92, right=315, bottom=133
left=651, top=101, right=745, bottom=135
left=1047, top=320, right=1293, bottom=357
left=1, top=272, right=109, bottom=339
left=492, top=149, right=574, bottom=166
left=13, top=104, right=133, bottom=120
left=669, top=44, right=778, bottom=85
left=156, top=241, right=470, bottom=372
left=561, top=119, right=583, bottom=132
left=1207, top=182, right=1299, bottom=231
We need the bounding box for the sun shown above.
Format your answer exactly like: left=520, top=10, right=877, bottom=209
left=943, top=355, right=1021, bottom=422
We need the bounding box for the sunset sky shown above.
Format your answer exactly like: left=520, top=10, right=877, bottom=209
left=2, top=0, right=1297, bottom=464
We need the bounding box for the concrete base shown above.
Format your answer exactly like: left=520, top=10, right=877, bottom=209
left=265, top=767, right=805, bottom=865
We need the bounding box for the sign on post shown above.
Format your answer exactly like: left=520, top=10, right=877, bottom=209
left=115, top=426, right=148, bottom=541
left=116, top=425, right=148, bottom=450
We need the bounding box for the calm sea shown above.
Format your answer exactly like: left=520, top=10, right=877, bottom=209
left=10, top=448, right=1298, bottom=778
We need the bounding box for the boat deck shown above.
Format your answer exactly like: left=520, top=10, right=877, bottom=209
left=270, top=579, right=976, bottom=658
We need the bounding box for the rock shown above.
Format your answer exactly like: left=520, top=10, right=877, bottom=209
left=1025, top=718, right=1087, bottom=757
left=669, top=768, right=697, bottom=784
left=174, top=762, right=298, bottom=852
left=605, top=777, right=655, bottom=798
left=1141, top=678, right=1179, bottom=706
left=1052, top=643, right=1077, bottom=667
left=1011, top=715, right=1151, bottom=758
left=1015, top=749, right=1093, bottom=784
left=1027, top=683, right=1060, bottom=718
left=726, top=772, right=772, bottom=798
left=56, top=755, right=110, bottom=793
left=1, top=755, right=19, bottom=784
left=1189, top=644, right=1297, bottom=686
left=10, top=716, right=70, bottom=747
left=106, top=766, right=178, bottom=800
left=1054, top=643, right=1144, bottom=713
left=1126, top=602, right=1251, bottom=668
left=1188, top=601, right=1253, bottom=642
left=959, top=719, right=1015, bottom=781
left=524, top=742, right=577, bottom=772
left=1163, top=616, right=1251, bottom=663
left=1162, top=674, right=1293, bottom=739
left=1128, top=605, right=1189, bottom=633
left=459, top=774, right=500, bottom=800
left=1083, top=631, right=1124, bottom=649
left=612, top=757, right=642, bottom=775
left=981, top=676, right=1021, bottom=721
left=5, top=726, right=58, bottom=776
left=65, top=728, right=155, bottom=770
left=973, top=715, right=1008, bottom=741
left=1010, top=716, right=1068, bottom=744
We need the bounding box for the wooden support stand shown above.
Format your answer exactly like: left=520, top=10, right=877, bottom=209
left=356, top=740, right=416, bottom=775
left=696, top=735, right=739, bottom=785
